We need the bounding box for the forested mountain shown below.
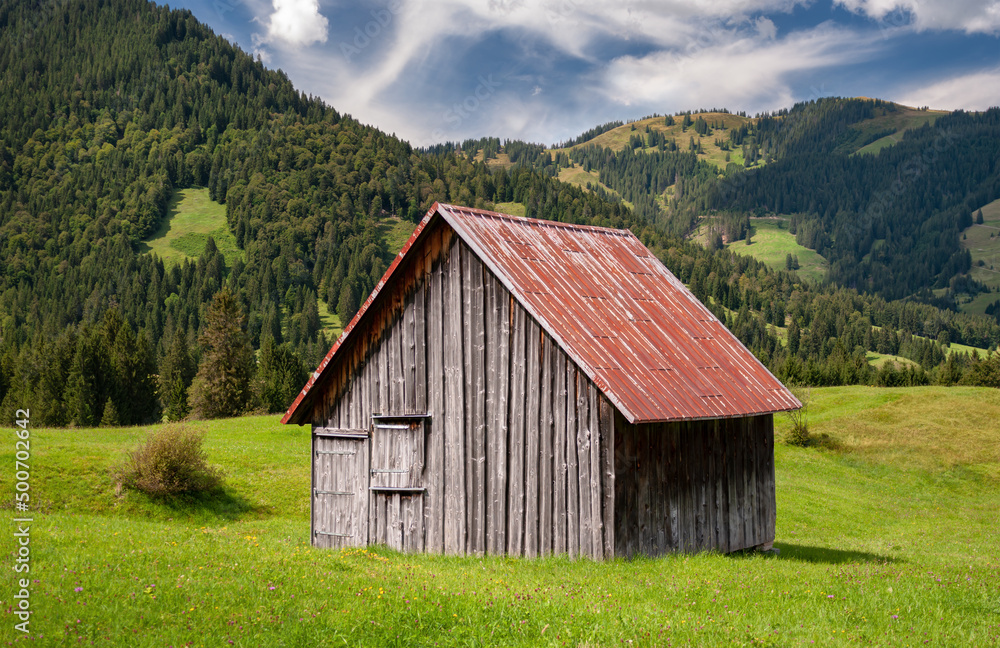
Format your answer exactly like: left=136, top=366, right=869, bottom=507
left=545, top=98, right=1000, bottom=303
left=0, top=0, right=637, bottom=426
left=1, top=0, right=998, bottom=428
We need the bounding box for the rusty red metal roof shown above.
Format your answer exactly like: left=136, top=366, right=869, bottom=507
left=284, top=202, right=800, bottom=425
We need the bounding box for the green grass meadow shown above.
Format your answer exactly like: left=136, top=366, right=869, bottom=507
left=3, top=387, right=1000, bottom=646
left=959, top=198, right=1000, bottom=314
left=693, top=217, right=829, bottom=285
left=139, top=188, right=243, bottom=267
left=850, top=108, right=947, bottom=157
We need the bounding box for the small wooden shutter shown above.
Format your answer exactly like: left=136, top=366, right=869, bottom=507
left=369, top=416, right=428, bottom=492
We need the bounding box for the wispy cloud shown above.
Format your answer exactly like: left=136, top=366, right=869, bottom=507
left=892, top=66, right=1000, bottom=110
left=213, top=0, right=999, bottom=144
left=834, top=0, right=1000, bottom=34
left=595, top=23, right=879, bottom=115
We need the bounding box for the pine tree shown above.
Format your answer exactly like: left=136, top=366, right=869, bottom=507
left=159, top=332, right=196, bottom=421
left=256, top=335, right=309, bottom=413
left=189, top=289, right=256, bottom=419
left=788, top=319, right=801, bottom=356
left=100, top=397, right=120, bottom=427
left=976, top=209, right=984, bottom=224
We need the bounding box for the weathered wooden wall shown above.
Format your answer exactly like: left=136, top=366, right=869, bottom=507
left=613, top=414, right=775, bottom=557
left=311, top=219, right=614, bottom=558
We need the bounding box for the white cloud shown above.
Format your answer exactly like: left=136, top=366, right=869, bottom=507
left=257, top=0, right=329, bottom=47
left=594, top=23, right=879, bottom=115
left=891, top=66, right=1000, bottom=110
left=834, top=0, right=1000, bottom=34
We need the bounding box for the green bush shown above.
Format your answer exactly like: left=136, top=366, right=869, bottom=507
left=785, top=389, right=811, bottom=447
left=115, top=425, right=221, bottom=496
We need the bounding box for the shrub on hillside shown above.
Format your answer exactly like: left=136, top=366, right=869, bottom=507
left=115, top=425, right=221, bottom=496
left=785, top=389, right=811, bottom=447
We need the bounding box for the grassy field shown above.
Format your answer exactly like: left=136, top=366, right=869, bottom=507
left=850, top=107, right=947, bottom=156
left=554, top=112, right=755, bottom=172
left=139, top=188, right=243, bottom=267
left=3, top=386, right=1000, bottom=646
left=958, top=198, right=1000, bottom=314
left=379, top=215, right=418, bottom=256
left=693, top=217, right=829, bottom=285
left=492, top=201, right=527, bottom=217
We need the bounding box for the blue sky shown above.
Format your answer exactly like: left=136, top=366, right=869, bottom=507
left=172, top=0, right=1000, bottom=146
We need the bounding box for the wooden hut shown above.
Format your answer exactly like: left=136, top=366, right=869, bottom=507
left=283, top=203, right=800, bottom=558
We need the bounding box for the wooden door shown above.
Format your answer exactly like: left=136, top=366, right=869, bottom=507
left=312, top=429, right=369, bottom=548
left=369, top=416, right=428, bottom=552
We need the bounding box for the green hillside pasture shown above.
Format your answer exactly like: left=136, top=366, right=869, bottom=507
left=379, top=215, right=418, bottom=256
left=554, top=165, right=633, bottom=209
left=718, top=218, right=828, bottom=284
left=316, top=297, right=343, bottom=340
left=865, top=352, right=919, bottom=369
left=556, top=112, right=757, bottom=171
left=960, top=198, right=1000, bottom=313
left=491, top=201, right=526, bottom=217
left=3, top=387, right=1000, bottom=646
left=850, top=106, right=947, bottom=156
left=139, top=188, right=243, bottom=267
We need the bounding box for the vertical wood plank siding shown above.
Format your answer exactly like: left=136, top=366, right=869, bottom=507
left=311, top=223, right=776, bottom=558
left=313, top=227, right=616, bottom=558
left=613, top=414, right=776, bottom=557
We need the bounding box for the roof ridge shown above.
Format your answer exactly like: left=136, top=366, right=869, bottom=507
left=436, top=202, right=633, bottom=237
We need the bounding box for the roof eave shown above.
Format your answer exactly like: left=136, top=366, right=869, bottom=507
left=281, top=203, right=446, bottom=425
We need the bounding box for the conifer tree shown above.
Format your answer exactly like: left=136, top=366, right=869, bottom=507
left=189, top=289, right=256, bottom=419
left=256, top=335, right=309, bottom=413
left=159, top=332, right=196, bottom=421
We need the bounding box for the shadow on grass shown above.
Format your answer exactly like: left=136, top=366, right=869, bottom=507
left=150, top=487, right=269, bottom=522
left=768, top=542, right=902, bottom=565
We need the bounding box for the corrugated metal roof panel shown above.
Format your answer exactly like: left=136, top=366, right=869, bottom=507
left=437, top=203, right=800, bottom=423
left=284, top=202, right=800, bottom=425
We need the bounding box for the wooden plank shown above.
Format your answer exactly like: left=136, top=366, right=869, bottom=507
left=553, top=350, right=568, bottom=555
left=391, top=312, right=404, bottom=415
left=414, top=279, right=427, bottom=414
left=471, top=257, right=487, bottom=556
left=612, top=414, right=626, bottom=557
left=403, top=290, right=416, bottom=413
left=389, top=494, right=402, bottom=551
left=625, top=421, right=638, bottom=558
left=710, top=420, right=724, bottom=553
left=745, top=418, right=756, bottom=547
left=378, top=331, right=389, bottom=416
left=443, top=237, right=466, bottom=554
left=732, top=417, right=746, bottom=551
left=485, top=274, right=510, bottom=555
left=576, top=376, right=592, bottom=558
left=538, top=335, right=554, bottom=556
left=375, top=492, right=386, bottom=546
left=462, top=246, right=487, bottom=555
left=588, top=384, right=602, bottom=559
left=693, top=419, right=706, bottom=551
left=524, top=319, right=541, bottom=558
left=506, top=302, right=527, bottom=556
left=565, top=361, right=579, bottom=559
left=636, top=425, right=649, bottom=556
left=652, top=423, right=664, bottom=555
left=405, top=494, right=425, bottom=553
left=425, top=228, right=446, bottom=553
left=764, top=416, right=776, bottom=544
left=667, top=423, right=679, bottom=552
left=725, top=418, right=739, bottom=552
